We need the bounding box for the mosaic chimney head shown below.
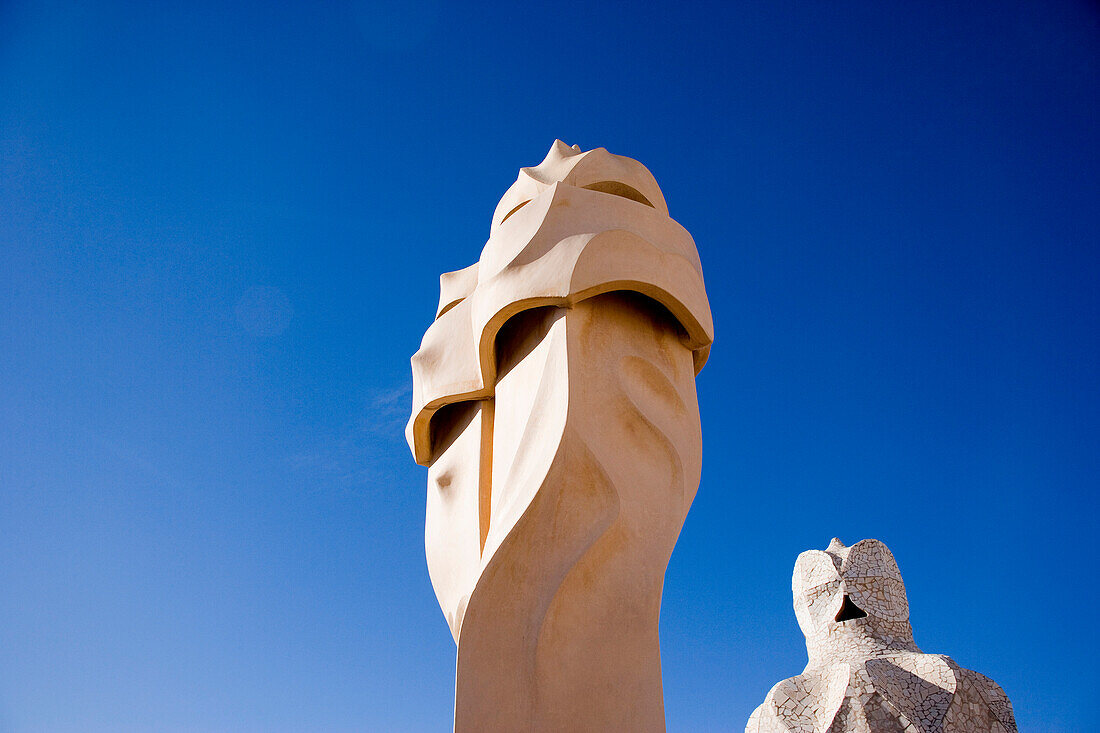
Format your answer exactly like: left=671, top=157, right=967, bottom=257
left=793, top=538, right=915, bottom=664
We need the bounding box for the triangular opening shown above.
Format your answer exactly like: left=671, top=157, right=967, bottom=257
left=835, top=595, right=868, bottom=622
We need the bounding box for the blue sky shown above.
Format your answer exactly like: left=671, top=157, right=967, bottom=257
left=1, top=1, right=1097, bottom=731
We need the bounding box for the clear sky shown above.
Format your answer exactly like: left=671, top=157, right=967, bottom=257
left=1, top=1, right=1097, bottom=731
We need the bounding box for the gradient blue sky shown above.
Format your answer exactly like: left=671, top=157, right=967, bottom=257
left=1, top=1, right=1097, bottom=731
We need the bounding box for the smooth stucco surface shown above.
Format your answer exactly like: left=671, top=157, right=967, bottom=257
left=408, top=142, right=712, bottom=731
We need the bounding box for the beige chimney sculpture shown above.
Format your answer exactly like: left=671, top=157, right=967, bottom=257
left=747, top=538, right=1017, bottom=732
left=406, top=141, right=712, bottom=731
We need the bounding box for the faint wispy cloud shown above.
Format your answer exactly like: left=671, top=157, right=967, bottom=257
left=367, top=383, right=412, bottom=427
left=285, top=380, right=414, bottom=497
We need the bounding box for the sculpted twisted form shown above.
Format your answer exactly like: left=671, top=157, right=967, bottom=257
left=747, top=538, right=1017, bottom=733
left=406, top=141, right=712, bottom=731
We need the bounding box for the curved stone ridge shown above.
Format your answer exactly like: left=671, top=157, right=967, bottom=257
left=407, top=142, right=712, bottom=732
left=406, top=140, right=713, bottom=466
left=747, top=538, right=1017, bottom=733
